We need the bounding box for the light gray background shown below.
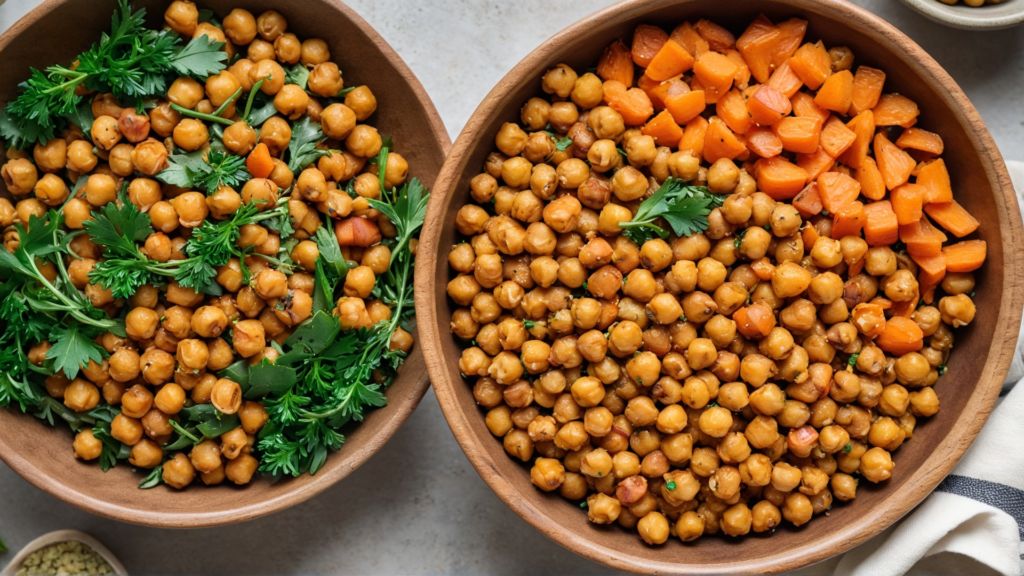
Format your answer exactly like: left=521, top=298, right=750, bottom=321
left=0, top=0, right=1021, bottom=574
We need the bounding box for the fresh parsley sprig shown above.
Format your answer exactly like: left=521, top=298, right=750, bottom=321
left=157, top=149, right=251, bottom=194
left=618, top=178, right=725, bottom=246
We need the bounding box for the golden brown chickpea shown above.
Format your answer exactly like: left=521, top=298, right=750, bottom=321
left=106, top=347, right=140, bottom=383
left=188, top=439, right=222, bottom=474
left=73, top=429, right=104, bottom=461
left=1, top=158, right=37, bottom=195
left=860, top=446, right=894, bottom=482
left=233, top=319, right=266, bottom=358
left=65, top=140, right=98, bottom=174
left=220, top=7, right=257, bottom=43
left=210, top=378, right=242, bottom=415
left=865, top=246, right=897, bottom=276
left=164, top=0, right=198, bottom=35
left=129, top=438, right=163, bottom=469
left=530, top=457, right=566, bottom=491
left=125, top=307, right=160, bottom=341
left=62, top=378, right=98, bottom=412
left=637, top=511, right=670, bottom=545
left=938, top=293, right=977, bottom=328
left=33, top=138, right=66, bottom=173
left=256, top=9, right=287, bottom=41
left=172, top=118, right=208, bottom=151
left=90, top=115, right=122, bottom=150
left=32, top=174, right=68, bottom=207
left=320, top=103, right=357, bottom=141
left=168, top=76, right=205, bottom=110
left=272, top=32, right=301, bottom=63
left=247, top=38, right=275, bottom=62
left=225, top=454, right=259, bottom=485
left=107, top=142, right=135, bottom=176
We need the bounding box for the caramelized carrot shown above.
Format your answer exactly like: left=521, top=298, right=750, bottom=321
left=645, top=39, right=695, bottom=82
left=642, top=75, right=687, bottom=110
left=703, top=117, right=747, bottom=163
left=817, top=171, right=861, bottom=213
left=837, top=110, right=874, bottom=169
left=335, top=216, right=382, bottom=248
left=896, top=127, right=944, bottom=155
left=747, top=85, right=792, bottom=126
left=913, top=252, right=946, bottom=304
left=796, top=147, right=835, bottom=182
left=900, top=215, right=947, bottom=258
left=246, top=142, right=274, bottom=178
left=793, top=182, right=823, bottom=217
left=755, top=156, right=809, bottom=199
left=875, top=316, right=924, bottom=355
left=746, top=126, right=784, bottom=158
left=670, top=21, right=709, bottom=59
left=819, top=116, right=857, bottom=158
left=679, top=115, right=709, bottom=158
left=736, top=15, right=781, bottom=84
left=832, top=201, right=865, bottom=239
left=696, top=19, right=736, bottom=52
left=855, top=156, right=886, bottom=201
left=602, top=80, right=654, bottom=126
left=890, top=182, right=926, bottom=225
left=862, top=200, right=899, bottom=246
left=767, top=60, right=804, bottom=98
left=924, top=200, right=980, bottom=238
left=942, top=240, right=987, bottom=273
left=916, top=158, right=954, bottom=204
left=716, top=89, right=753, bottom=135
left=788, top=41, right=832, bottom=90
left=791, top=91, right=830, bottom=124
left=632, top=24, right=669, bottom=67
left=772, top=18, right=808, bottom=67
left=849, top=66, right=886, bottom=116
left=813, top=70, right=854, bottom=115
left=642, top=110, right=684, bottom=148
left=750, top=257, right=776, bottom=281
left=597, top=39, right=634, bottom=86
left=733, top=301, right=777, bottom=339
left=872, top=94, right=920, bottom=127
left=665, top=90, right=706, bottom=124
left=802, top=217, right=821, bottom=247
left=873, top=132, right=916, bottom=190
left=693, top=51, right=739, bottom=101
left=772, top=116, right=822, bottom=154
left=724, top=49, right=751, bottom=90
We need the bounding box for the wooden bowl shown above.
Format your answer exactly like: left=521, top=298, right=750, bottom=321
left=1, top=530, right=128, bottom=576
left=900, top=0, right=1024, bottom=31
left=0, top=0, right=449, bottom=527
left=416, top=0, right=1024, bottom=572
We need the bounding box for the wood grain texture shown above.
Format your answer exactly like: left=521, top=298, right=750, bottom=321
left=0, top=0, right=450, bottom=527
left=415, top=0, right=1024, bottom=572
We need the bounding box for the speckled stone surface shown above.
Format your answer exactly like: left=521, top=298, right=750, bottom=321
left=0, top=0, right=1020, bottom=573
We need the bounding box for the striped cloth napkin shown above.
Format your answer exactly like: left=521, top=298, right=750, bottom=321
left=813, top=161, right=1024, bottom=576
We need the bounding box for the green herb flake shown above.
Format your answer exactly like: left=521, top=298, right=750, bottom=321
left=666, top=480, right=677, bottom=491
left=844, top=443, right=852, bottom=453
left=523, top=319, right=535, bottom=329
left=848, top=353, right=859, bottom=367
left=617, top=178, right=724, bottom=246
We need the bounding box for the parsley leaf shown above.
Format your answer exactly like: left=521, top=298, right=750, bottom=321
left=157, top=149, right=251, bottom=194
left=285, top=116, right=331, bottom=173
left=285, top=64, right=310, bottom=90
left=168, top=34, right=228, bottom=79
left=618, top=178, right=724, bottom=245
left=46, top=323, right=107, bottom=380
left=138, top=465, right=164, bottom=489
left=555, top=136, right=573, bottom=151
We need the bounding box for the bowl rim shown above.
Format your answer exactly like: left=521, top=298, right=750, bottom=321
left=0, top=530, right=129, bottom=576
left=899, top=0, right=1024, bottom=31
left=0, top=0, right=450, bottom=528
left=415, top=0, right=1024, bottom=572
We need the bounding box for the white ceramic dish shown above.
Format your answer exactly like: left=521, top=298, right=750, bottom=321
left=901, top=0, right=1024, bottom=30
left=1, top=530, right=127, bottom=576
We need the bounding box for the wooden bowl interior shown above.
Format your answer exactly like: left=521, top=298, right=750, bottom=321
left=420, top=0, right=1022, bottom=572
left=0, top=0, right=448, bottom=527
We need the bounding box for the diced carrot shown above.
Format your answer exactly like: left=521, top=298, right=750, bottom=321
left=849, top=66, right=886, bottom=116
left=755, top=156, right=809, bottom=199
left=896, top=127, right=944, bottom=155
left=767, top=60, right=804, bottom=98
left=817, top=171, right=861, bottom=213
left=814, top=70, right=854, bottom=115
left=793, top=182, right=823, bottom=217
left=772, top=18, right=808, bottom=67
left=642, top=110, right=684, bottom=148
left=736, top=15, right=781, bottom=84
left=942, top=240, right=987, bottom=273
left=664, top=89, right=706, bottom=125
left=791, top=91, right=829, bottom=124
left=855, top=157, right=886, bottom=201
left=246, top=142, right=274, bottom=178
left=597, top=39, right=634, bottom=87
left=694, top=51, right=739, bottom=99
left=642, top=75, right=687, bottom=110
left=746, top=126, right=784, bottom=158
left=924, top=200, right=980, bottom=238
left=875, top=316, right=924, bottom=355
left=832, top=201, right=865, bottom=239
left=890, top=182, right=926, bottom=225
left=803, top=218, right=821, bottom=247
left=696, top=19, right=736, bottom=52
left=900, top=215, right=947, bottom=258
left=862, top=200, right=899, bottom=246
left=796, top=147, right=835, bottom=182
left=704, top=117, right=747, bottom=164
left=603, top=80, right=654, bottom=126
left=632, top=24, right=669, bottom=67
left=872, top=94, right=920, bottom=127
left=723, top=50, right=751, bottom=90
left=733, top=301, right=777, bottom=339
left=913, top=252, right=946, bottom=304
left=891, top=297, right=919, bottom=319
left=716, top=89, right=753, bottom=135
left=874, top=132, right=916, bottom=190
left=750, top=257, right=776, bottom=281
left=670, top=22, right=710, bottom=59
left=916, top=158, right=954, bottom=204
left=819, top=116, right=857, bottom=158
left=788, top=41, right=832, bottom=90
left=747, top=85, right=792, bottom=126
left=646, top=39, right=695, bottom=82
left=335, top=216, right=382, bottom=248
left=772, top=116, right=822, bottom=154
left=837, top=110, right=875, bottom=169
left=679, top=115, right=709, bottom=158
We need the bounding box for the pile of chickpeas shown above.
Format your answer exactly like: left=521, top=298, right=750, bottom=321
left=446, top=23, right=979, bottom=543
left=1, top=1, right=413, bottom=489
left=937, top=0, right=1008, bottom=6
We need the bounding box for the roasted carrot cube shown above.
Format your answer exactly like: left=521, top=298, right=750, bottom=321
left=679, top=115, right=709, bottom=158
left=642, top=110, right=684, bottom=148
left=817, top=171, right=861, bottom=213
left=746, top=126, right=784, bottom=158
left=793, top=182, right=823, bottom=217
left=791, top=91, right=830, bottom=124
left=832, top=201, right=865, bottom=239
left=789, top=41, right=832, bottom=90
left=645, top=39, right=695, bottom=82
left=696, top=19, right=736, bottom=52
left=597, top=39, right=634, bottom=87
left=837, top=110, right=875, bottom=169
left=747, top=85, right=792, bottom=126
left=772, top=18, right=808, bottom=67
left=943, top=240, right=986, bottom=273
left=665, top=90, right=706, bottom=124
left=796, top=147, right=835, bottom=182
left=862, top=200, right=899, bottom=246
left=896, top=127, right=944, bottom=156
left=736, top=15, right=781, bottom=84
left=924, top=200, right=980, bottom=238
left=767, top=60, right=804, bottom=98
left=900, top=215, right=947, bottom=259
left=820, top=116, right=857, bottom=158
left=849, top=66, right=886, bottom=116
left=632, top=24, right=669, bottom=67
left=603, top=80, right=654, bottom=126
left=874, top=132, right=916, bottom=190
left=855, top=156, right=886, bottom=201
left=694, top=51, right=739, bottom=96
left=704, top=117, right=747, bottom=164
left=772, top=116, right=822, bottom=154
left=876, top=316, right=924, bottom=355
left=642, top=75, right=688, bottom=110
left=724, top=49, right=751, bottom=90
left=913, top=252, right=946, bottom=304
left=755, top=156, right=809, bottom=199
left=916, top=158, right=954, bottom=204
left=716, top=89, right=753, bottom=135
left=670, top=21, right=709, bottom=59
left=872, top=94, right=920, bottom=127
left=890, top=182, right=926, bottom=225
left=814, top=70, right=854, bottom=114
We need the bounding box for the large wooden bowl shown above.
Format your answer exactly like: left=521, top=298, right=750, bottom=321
left=0, top=0, right=449, bottom=527
left=415, top=0, right=1024, bottom=572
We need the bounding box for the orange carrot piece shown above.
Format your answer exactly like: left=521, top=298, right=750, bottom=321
left=642, top=75, right=687, bottom=110
left=335, top=216, right=382, bottom=248
left=876, top=316, right=924, bottom=355
left=597, top=39, right=634, bottom=87
left=767, top=60, right=804, bottom=98
left=890, top=182, right=926, bottom=225
left=916, top=158, right=954, bottom=204
left=924, top=200, right=980, bottom=238
left=872, top=94, right=920, bottom=127
left=632, top=24, right=669, bottom=67
left=716, top=89, right=753, bottom=135
left=913, top=252, right=946, bottom=304
left=793, top=182, right=823, bottom=217
left=772, top=116, right=822, bottom=154
left=942, top=240, right=987, bottom=273
left=642, top=110, right=684, bottom=148
left=693, top=51, right=739, bottom=99
left=855, top=156, right=886, bottom=201
left=679, top=115, right=709, bottom=158
left=819, top=116, right=857, bottom=158
left=814, top=70, right=854, bottom=115
left=247, top=142, right=274, bottom=178
left=603, top=80, right=654, bottom=126
left=849, top=65, right=886, bottom=116
left=746, top=126, right=784, bottom=158
left=832, top=201, right=865, bottom=239
left=796, top=147, right=835, bottom=182
left=724, top=49, right=751, bottom=90
left=703, top=117, right=748, bottom=164
left=803, top=218, right=821, bottom=247
left=736, top=15, right=781, bottom=84
left=733, top=302, right=778, bottom=339
left=755, top=156, right=809, bottom=200
left=747, top=85, right=792, bottom=126
left=750, top=257, right=776, bottom=281
left=646, top=39, right=695, bottom=82
left=788, top=41, right=832, bottom=90
left=874, top=132, right=916, bottom=190
left=862, top=200, right=899, bottom=246
left=772, top=18, right=808, bottom=67
left=817, top=171, right=861, bottom=213
left=837, top=110, right=875, bottom=169
left=896, top=127, right=944, bottom=155
left=900, top=215, right=947, bottom=259
left=665, top=90, right=705, bottom=124
left=670, top=21, right=710, bottom=59
left=696, top=19, right=736, bottom=52
left=791, top=91, right=830, bottom=124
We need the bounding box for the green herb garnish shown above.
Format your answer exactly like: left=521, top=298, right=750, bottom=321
left=157, top=149, right=251, bottom=194
left=617, top=178, right=723, bottom=245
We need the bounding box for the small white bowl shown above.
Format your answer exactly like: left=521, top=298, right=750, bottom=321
left=901, top=0, right=1024, bottom=30
left=1, top=530, right=127, bottom=576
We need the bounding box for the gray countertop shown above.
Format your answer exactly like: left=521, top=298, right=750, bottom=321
left=0, top=0, right=1021, bottom=574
